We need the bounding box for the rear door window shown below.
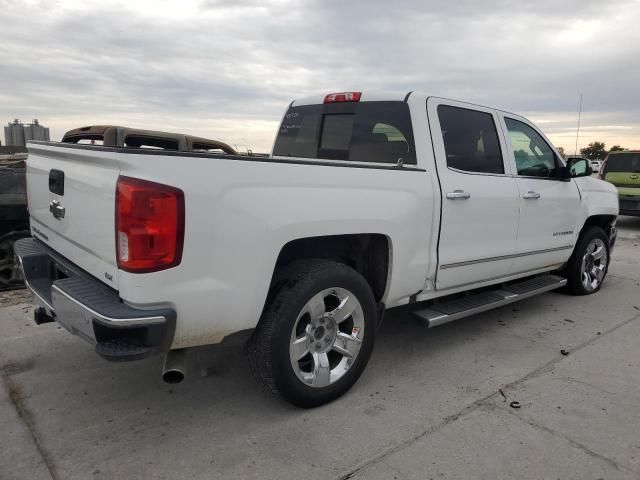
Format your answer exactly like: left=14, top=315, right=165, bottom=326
left=273, top=101, right=416, bottom=164
left=437, top=105, right=504, bottom=174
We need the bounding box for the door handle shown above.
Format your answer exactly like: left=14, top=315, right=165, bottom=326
left=522, top=191, right=541, bottom=199
left=446, top=190, right=471, bottom=200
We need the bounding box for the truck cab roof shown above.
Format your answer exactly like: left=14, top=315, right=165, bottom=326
left=291, top=91, right=410, bottom=107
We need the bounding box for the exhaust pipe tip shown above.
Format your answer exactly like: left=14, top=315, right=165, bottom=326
left=162, top=349, right=187, bottom=384
left=162, top=368, right=185, bottom=384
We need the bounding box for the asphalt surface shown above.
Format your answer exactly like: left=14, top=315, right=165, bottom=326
left=1, top=216, right=639, bottom=480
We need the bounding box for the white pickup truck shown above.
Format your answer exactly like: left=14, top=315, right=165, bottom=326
left=16, top=92, right=618, bottom=407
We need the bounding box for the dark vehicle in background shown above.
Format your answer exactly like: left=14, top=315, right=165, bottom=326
left=0, top=146, right=30, bottom=290
left=600, top=151, right=640, bottom=216
left=61, top=125, right=238, bottom=154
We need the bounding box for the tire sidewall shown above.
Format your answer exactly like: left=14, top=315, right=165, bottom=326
left=269, top=263, right=377, bottom=407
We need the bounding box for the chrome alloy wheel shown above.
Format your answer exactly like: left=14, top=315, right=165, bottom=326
left=581, top=238, right=608, bottom=292
left=289, top=287, right=365, bottom=388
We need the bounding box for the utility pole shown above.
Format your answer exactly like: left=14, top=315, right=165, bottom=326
left=574, top=93, right=583, bottom=156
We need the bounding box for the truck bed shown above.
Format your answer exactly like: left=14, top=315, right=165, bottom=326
left=25, top=140, right=435, bottom=348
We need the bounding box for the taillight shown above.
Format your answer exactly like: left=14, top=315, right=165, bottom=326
left=116, top=176, right=184, bottom=273
left=323, top=92, right=362, bottom=103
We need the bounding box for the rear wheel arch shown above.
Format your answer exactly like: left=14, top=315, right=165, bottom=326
left=267, top=233, right=392, bottom=305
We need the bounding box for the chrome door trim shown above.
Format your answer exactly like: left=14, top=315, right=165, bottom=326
left=440, top=245, right=573, bottom=270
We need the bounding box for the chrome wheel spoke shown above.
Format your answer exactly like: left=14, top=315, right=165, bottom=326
left=290, top=336, right=310, bottom=362
left=591, top=245, right=604, bottom=260
left=328, top=294, right=359, bottom=323
left=592, top=266, right=605, bottom=282
left=332, top=332, right=362, bottom=358
left=311, top=352, right=331, bottom=387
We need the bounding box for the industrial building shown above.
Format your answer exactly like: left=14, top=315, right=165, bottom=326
left=4, top=119, right=49, bottom=146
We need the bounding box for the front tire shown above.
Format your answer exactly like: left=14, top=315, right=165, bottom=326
left=248, top=259, right=377, bottom=408
left=564, top=226, right=610, bottom=295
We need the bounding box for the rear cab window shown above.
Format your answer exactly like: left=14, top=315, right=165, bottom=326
left=273, top=101, right=416, bottom=165
left=603, top=153, right=640, bottom=175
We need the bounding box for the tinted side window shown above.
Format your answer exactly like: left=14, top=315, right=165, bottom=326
left=504, top=118, right=559, bottom=178
left=438, top=105, right=504, bottom=174
left=273, top=101, right=416, bottom=164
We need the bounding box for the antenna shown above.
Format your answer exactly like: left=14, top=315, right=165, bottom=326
left=574, top=93, right=583, bottom=156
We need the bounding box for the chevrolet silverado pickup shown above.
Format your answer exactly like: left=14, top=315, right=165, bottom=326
left=15, top=92, right=619, bottom=407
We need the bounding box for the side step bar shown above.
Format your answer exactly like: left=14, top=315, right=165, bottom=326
left=413, top=274, right=567, bottom=328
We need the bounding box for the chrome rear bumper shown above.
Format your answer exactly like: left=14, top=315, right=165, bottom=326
left=14, top=237, right=175, bottom=361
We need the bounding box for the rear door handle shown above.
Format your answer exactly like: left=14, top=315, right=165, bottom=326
left=446, top=190, right=471, bottom=200
left=522, top=191, right=541, bottom=199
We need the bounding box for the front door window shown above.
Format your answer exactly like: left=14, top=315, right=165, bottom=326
left=505, top=118, right=561, bottom=178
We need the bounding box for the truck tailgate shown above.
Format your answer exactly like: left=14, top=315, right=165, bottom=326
left=26, top=143, right=120, bottom=289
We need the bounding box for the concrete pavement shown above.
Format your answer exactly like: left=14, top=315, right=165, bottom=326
left=1, top=216, right=639, bottom=480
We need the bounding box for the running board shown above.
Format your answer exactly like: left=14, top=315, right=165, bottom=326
left=413, top=274, right=567, bottom=328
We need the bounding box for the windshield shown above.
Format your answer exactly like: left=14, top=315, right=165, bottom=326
left=273, top=101, right=416, bottom=165
left=603, top=153, right=640, bottom=174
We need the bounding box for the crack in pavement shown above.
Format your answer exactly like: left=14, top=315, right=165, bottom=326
left=1, top=371, right=59, bottom=480
left=563, top=376, right=617, bottom=396
left=491, top=403, right=630, bottom=474
left=335, top=311, right=640, bottom=480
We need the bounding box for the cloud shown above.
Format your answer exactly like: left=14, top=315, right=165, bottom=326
left=1, top=0, right=639, bottom=151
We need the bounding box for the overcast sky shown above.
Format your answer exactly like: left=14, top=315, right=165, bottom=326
left=1, top=0, right=639, bottom=152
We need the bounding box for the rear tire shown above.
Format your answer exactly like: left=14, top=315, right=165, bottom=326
left=564, top=226, right=610, bottom=295
left=247, top=259, right=377, bottom=408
